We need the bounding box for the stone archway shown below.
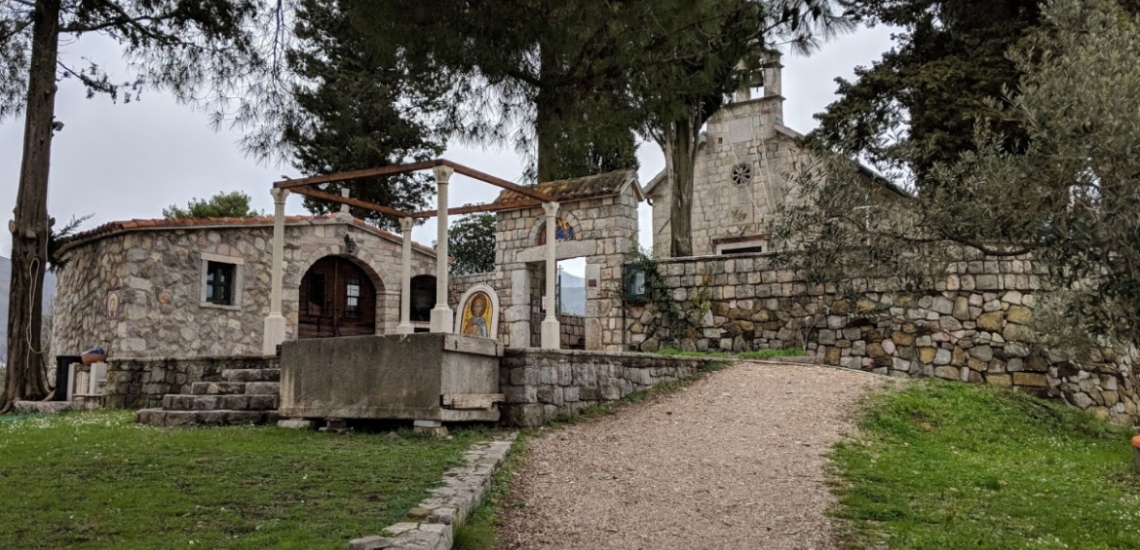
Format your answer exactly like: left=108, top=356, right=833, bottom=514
left=298, top=255, right=382, bottom=338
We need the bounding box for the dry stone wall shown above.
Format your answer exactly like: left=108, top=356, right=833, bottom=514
left=499, top=349, right=718, bottom=426
left=625, top=253, right=1140, bottom=424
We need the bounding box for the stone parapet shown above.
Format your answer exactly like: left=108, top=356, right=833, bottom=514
left=499, top=349, right=718, bottom=426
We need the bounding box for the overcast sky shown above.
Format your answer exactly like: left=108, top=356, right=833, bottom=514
left=0, top=24, right=893, bottom=276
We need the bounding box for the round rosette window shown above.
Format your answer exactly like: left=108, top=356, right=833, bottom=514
left=731, top=162, right=753, bottom=187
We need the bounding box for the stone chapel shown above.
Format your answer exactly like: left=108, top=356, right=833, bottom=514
left=643, top=56, right=908, bottom=257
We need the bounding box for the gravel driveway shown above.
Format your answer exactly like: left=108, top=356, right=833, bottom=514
left=498, top=361, right=888, bottom=550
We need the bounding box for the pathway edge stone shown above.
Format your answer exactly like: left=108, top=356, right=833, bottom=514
left=348, top=431, right=518, bottom=550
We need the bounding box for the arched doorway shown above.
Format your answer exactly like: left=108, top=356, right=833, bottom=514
left=298, top=256, right=379, bottom=338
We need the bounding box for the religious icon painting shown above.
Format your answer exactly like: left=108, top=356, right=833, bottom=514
left=454, top=284, right=500, bottom=339
left=536, top=218, right=575, bottom=245
left=104, top=289, right=124, bottom=320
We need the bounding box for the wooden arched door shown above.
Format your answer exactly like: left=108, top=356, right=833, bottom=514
left=298, top=256, right=378, bottom=339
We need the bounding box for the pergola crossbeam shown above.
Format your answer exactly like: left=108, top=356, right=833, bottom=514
left=290, top=186, right=411, bottom=219
left=272, top=158, right=555, bottom=203
left=273, top=159, right=443, bottom=190
left=411, top=200, right=542, bottom=219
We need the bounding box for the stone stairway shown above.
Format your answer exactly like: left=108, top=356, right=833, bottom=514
left=136, top=367, right=281, bottom=427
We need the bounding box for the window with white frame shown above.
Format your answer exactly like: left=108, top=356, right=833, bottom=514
left=200, top=253, right=244, bottom=308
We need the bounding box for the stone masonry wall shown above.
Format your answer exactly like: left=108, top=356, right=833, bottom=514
left=499, top=349, right=717, bottom=426
left=52, top=217, right=436, bottom=359
left=625, top=253, right=1140, bottom=424
left=444, top=188, right=639, bottom=351
left=104, top=355, right=279, bottom=409
left=559, top=314, right=585, bottom=349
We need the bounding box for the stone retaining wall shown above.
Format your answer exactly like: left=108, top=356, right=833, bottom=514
left=625, top=253, right=1139, bottom=424
left=559, top=314, right=585, bottom=349
left=105, top=355, right=279, bottom=409
left=499, top=349, right=719, bottom=426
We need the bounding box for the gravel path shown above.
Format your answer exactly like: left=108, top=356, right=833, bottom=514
left=498, top=362, right=888, bottom=550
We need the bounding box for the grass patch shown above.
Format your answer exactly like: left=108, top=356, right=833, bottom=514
left=655, top=347, right=805, bottom=360
left=454, top=360, right=730, bottom=550
left=831, top=380, right=1140, bottom=549
left=0, top=411, right=486, bottom=549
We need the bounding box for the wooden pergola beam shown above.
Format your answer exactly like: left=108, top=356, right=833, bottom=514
left=441, top=160, right=553, bottom=202
left=274, top=159, right=443, bottom=189
left=410, top=200, right=542, bottom=219
left=272, top=158, right=556, bottom=203
left=290, top=186, right=411, bottom=219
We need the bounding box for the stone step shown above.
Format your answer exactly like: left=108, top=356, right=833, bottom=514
left=190, top=381, right=247, bottom=395
left=245, top=381, right=280, bottom=395
left=136, top=408, right=280, bottom=428
left=221, top=368, right=281, bottom=383
left=189, top=381, right=280, bottom=395
left=162, top=394, right=279, bottom=411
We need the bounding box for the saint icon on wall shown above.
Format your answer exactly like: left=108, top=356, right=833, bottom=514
left=455, top=284, right=500, bottom=339
left=104, top=289, right=123, bottom=320
left=536, top=218, right=575, bottom=245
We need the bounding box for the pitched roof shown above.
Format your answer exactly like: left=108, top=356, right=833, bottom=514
left=55, top=215, right=437, bottom=257
left=492, top=169, right=642, bottom=208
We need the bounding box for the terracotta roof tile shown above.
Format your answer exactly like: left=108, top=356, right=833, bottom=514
left=57, top=215, right=437, bottom=257
left=493, top=169, right=637, bottom=207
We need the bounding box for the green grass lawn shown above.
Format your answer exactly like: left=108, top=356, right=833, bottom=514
left=831, top=381, right=1140, bottom=549
left=0, top=411, right=486, bottom=550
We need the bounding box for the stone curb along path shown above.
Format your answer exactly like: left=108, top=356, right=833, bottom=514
left=349, top=432, right=518, bottom=550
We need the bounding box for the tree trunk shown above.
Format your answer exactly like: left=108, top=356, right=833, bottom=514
left=535, top=88, right=560, bottom=184
left=535, top=38, right=561, bottom=184
left=668, top=114, right=697, bottom=258
left=3, top=0, right=61, bottom=412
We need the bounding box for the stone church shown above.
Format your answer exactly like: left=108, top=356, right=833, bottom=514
left=50, top=212, right=439, bottom=360
left=643, top=56, right=908, bottom=257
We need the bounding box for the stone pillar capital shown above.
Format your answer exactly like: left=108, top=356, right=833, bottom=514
left=270, top=187, right=290, bottom=203
left=542, top=201, right=560, bottom=219
left=399, top=216, right=414, bottom=232
left=432, top=165, right=454, bottom=186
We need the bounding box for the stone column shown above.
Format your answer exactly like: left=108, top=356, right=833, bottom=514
left=339, top=188, right=351, bottom=215
left=541, top=201, right=561, bottom=349
left=430, top=165, right=454, bottom=333
left=262, top=187, right=289, bottom=355
left=396, top=216, right=415, bottom=334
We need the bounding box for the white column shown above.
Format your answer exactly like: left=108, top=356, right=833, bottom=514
left=396, top=216, right=415, bottom=334
left=541, top=201, right=561, bottom=349
left=339, top=188, right=351, bottom=215
left=429, top=165, right=454, bottom=333
left=262, top=187, right=289, bottom=354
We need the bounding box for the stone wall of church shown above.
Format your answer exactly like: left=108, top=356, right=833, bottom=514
left=623, top=253, right=1140, bottom=424
left=52, top=218, right=435, bottom=360
left=652, top=97, right=805, bottom=257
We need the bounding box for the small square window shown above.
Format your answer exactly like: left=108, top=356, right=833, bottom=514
left=205, top=261, right=236, bottom=305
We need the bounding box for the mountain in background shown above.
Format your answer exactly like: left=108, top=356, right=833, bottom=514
left=0, top=257, right=57, bottom=363
left=559, top=271, right=586, bottom=316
